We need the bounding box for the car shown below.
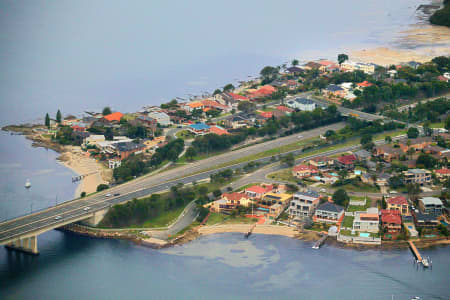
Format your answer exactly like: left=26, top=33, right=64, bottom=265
left=389, top=190, right=397, bottom=194
left=83, top=207, right=91, bottom=211
left=298, top=135, right=303, bottom=138
left=320, top=188, right=327, bottom=193
left=105, top=193, right=112, bottom=197
left=54, top=215, right=62, bottom=220
left=114, top=193, right=120, bottom=196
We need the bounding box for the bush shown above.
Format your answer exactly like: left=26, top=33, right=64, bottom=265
left=80, top=192, right=86, bottom=198
left=97, top=184, right=109, bottom=192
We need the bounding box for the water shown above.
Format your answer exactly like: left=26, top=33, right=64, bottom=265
left=0, top=0, right=428, bottom=126
left=0, top=131, right=79, bottom=220
left=1, top=232, right=448, bottom=300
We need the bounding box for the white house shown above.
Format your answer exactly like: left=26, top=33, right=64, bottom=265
left=353, top=207, right=379, bottom=233
left=148, top=112, right=171, bottom=126
left=83, top=135, right=105, bottom=147
left=286, top=98, right=316, bottom=111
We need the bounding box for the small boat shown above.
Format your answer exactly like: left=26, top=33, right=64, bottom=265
left=25, top=179, right=31, bottom=189
left=421, top=258, right=429, bottom=268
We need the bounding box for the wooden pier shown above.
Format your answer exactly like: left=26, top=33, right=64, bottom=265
left=312, top=234, right=328, bottom=249
left=244, top=223, right=256, bottom=238
left=408, top=241, right=422, bottom=261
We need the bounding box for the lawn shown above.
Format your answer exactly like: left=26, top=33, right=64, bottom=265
left=346, top=197, right=372, bottom=212
left=267, top=169, right=298, bottom=183
left=138, top=206, right=185, bottom=228
left=175, top=130, right=195, bottom=140
left=337, top=182, right=379, bottom=193
left=342, top=216, right=354, bottom=228
left=206, top=213, right=256, bottom=225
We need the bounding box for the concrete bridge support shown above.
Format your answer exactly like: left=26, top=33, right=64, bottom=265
left=5, top=236, right=39, bottom=255
left=81, top=208, right=109, bottom=227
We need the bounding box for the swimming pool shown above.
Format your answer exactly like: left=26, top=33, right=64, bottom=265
left=359, top=232, right=370, bottom=238
left=441, top=220, right=449, bottom=226
left=408, top=225, right=413, bottom=229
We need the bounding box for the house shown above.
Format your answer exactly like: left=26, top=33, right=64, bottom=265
left=324, top=84, right=346, bottom=98
left=354, top=149, right=371, bottom=161
left=309, top=156, right=334, bottom=171
left=413, top=211, right=439, bottom=228
left=398, top=137, right=433, bottom=152
left=336, top=154, right=357, bottom=170
left=221, top=192, right=253, bottom=208
left=381, top=209, right=402, bottom=234
left=356, top=81, right=373, bottom=89
left=434, top=168, right=450, bottom=180
left=244, top=184, right=273, bottom=199
left=188, top=123, right=210, bottom=135
left=313, top=202, right=344, bottom=224
left=373, top=145, right=403, bottom=162
left=286, top=98, right=316, bottom=111
left=340, top=61, right=376, bottom=74
left=402, top=169, right=432, bottom=185
left=437, top=75, right=448, bottom=82
left=303, top=61, right=322, bottom=70
left=353, top=207, right=379, bottom=232
left=72, top=131, right=91, bottom=145
left=136, top=115, right=157, bottom=132
left=406, top=61, right=421, bottom=69
left=376, top=173, right=391, bottom=187
left=286, top=66, right=304, bottom=75
left=115, top=141, right=145, bottom=160
left=201, top=99, right=231, bottom=113
left=260, top=193, right=292, bottom=208
left=418, top=197, right=443, bottom=215
left=226, top=92, right=249, bottom=102
left=386, top=196, right=409, bottom=215
left=83, top=135, right=106, bottom=147
left=209, top=125, right=229, bottom=136
left=103, top=112, right=124, bottom=123
left=205, top=199, right=228, bottom=213
left=276, top=105, right=294, bottom=114
left=259, top=111, right=273, bottom=119
left=288, top=190, right=320, bottom=219
left=148, top=112, right=171, bottom=126
left=247, top=85, right=276, bottom=100
left=292, top=164, right=318, bottom=179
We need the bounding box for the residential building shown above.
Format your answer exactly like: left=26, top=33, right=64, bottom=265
left=244, top=184, right=273, bottom=199
left=356, top=81, right=373, bottom=89
left=209, top=125, right=229, bottom=135
left=221, top=192, right=253, bottom=208
left=380, top=209, right=402, bottom=234
left=354, top=149, right=371, bottom=161
left=115, top=141, right=145, bottom=160
left=353, top=208, right=379, bottom=232
left=398, top=137, right=433, bottom=152
left=286, top=98, right=316, bottom=111
left=374, top=145, right=403, bottom=162
left=276, top=105, right=294, bottom=114
left=402, top=169, right=432, bottom=185
left=286, top=66, right=304, bottom=75
left=103, top=112, right=124, bottom=123
left=309, top=156, right=334, bottom=171
left=188, top=123, right=210, bottom=135
left=288, top=190, right=320, bottom=219
left=418, top=197, right=443, bottom=215
left=260, top=193, right=292, bottom=208
left=303, top=61, right=322, bottom=70
left=292, top=164, right=318, bottom=179
left=413, top=211, right=439, bottom=228
left=148, top=111, right=171, bottom=126
left=83, top=135, right=106, bottom=147
left=340, top=61, right=376, bottom=74
left=434, top=168, right=450, bottom=180
left=386, top=196, right=409, bottom=215
left=336, top=154, right=357, bottom=170
left=313, top=202, right=344, bottom=224
left=323, top=84, right=346, bottom=98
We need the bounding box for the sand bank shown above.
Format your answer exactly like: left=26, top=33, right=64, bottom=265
left=198, top=224, right=299, bottom=238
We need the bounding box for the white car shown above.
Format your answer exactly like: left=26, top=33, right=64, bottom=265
left=105, top=193, right=112, bottom=197
left=298, top=135, right=303, bottom=138
left=54, top=215, right=62, bottom=220
left=83, top=207, right=91, bottom=211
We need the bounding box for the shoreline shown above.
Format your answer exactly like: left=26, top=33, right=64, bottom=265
left=61, top=223, right=450, bottom=251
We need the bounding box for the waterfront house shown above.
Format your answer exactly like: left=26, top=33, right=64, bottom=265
left=83, top=135, right=106, bottom=148
left=386, top=196, right=409, bottom=215
left=353, top=208, right=379, bottom=233
left=205, top=199, right=228, bottom=213
left=221, top=192, right=253, bottom=209
left=286, top=66, right=304, bottom=75
left=286, top=98, right=316, bottom=111
left=313, top=202, right=344, bottom=224
left=340, top=61, right=375, bottom=75
left=188, top=123, right=210, bottom=135
left=308, top=156, right=334, bottom=171
left=303, top=61, right=322, bottom=70
left=418, top=197, right=443, bottom=215
left=244, top=184, right=273, bottom=199
left=292, top=164, right=318, bottom=179
left=288, top=190, right=320, bottom=219
left=336, top=154, right=357, bottom=170
left=402, top=169, right=432, bottom=185
left=380, top=209, right=402, bottom=235
left=413, top=211, right=439, bottom=228
left=260, top=193, right=292, bottom=208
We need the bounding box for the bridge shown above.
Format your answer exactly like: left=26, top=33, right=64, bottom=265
left=0, top=123, right=346, bottom=254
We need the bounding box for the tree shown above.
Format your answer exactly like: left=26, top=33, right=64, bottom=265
left=185, top=147, right=197, bottom=161
left=360, top=134, right=372, bottom=145
left=384, top=135, right=392, bottom=143
left=97, top=184, right=109, bottom=192
left=80, top=192, right=86, bottom=198
left=223, top=84, right=235, bottom=92
left=332, top=189, right=349, bottom=207
left=260, top=66, right=278, bottom=82
left=102, top=107, right=112, bottom=116
left=56, top=109, right=62, bottom=123
left=337, top=54, right=349, bottom=65
left=416, top=153, right=437, bottom=169
left=291, top=59, right=299, bottom=67
left=237, top=101, right=256, bottom=113
left=389, top=176, right=404, bottom=189
left=104, top=127, right=114, bottom=140
left=281, top=153, right=295, bottom=167
left=213, top=89, right=222, bottom=95
left=212, top=189, right=222, bottom=198
left=338, top=169, right=348, bottom=181
left=45, top=113, right=50, bottom=128
left=406, top=183, right=421, bottom=203
left=407, top=127, right=419, bottom=139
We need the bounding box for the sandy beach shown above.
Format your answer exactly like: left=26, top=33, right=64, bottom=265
left=58, top=146, right=112, bottom=198
left=198, top=224, right=299, bottom=238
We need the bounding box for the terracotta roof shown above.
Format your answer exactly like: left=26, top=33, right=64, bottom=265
left=387, top=196, right=407, bottom=206
left=435, top=168, right=450, bottom=175
left=276, top=105, right=293, bottom=113
left=188, top=102, right=203, bottom=108
left=381, top=210, right=402, bottom=225
left=337, top=154, right=356, bottom=165
left=103, top=112, right=124, bottom=122
left=209, top=125, right=229, bottom=135
left=227, top=92, right=249, bottom=101
left=357, top=81, right=373, bottom=87
left=223, top=192, right=247, bottom=202
left=292, top=164, right=318, bottom=173
left=260, top=111, right=273, bottom=118
left=310, top=156, right=333, bottom=163
left=245, top=185, right=273, bottom=194
left=318, top=60, right=334, bottom=66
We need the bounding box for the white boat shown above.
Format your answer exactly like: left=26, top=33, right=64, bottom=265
left=25, top=179, right=31, bottom=188
left=421, top=258, right=429, bottom=268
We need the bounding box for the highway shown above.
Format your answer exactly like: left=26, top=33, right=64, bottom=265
left=0, top=122, right=345, bottom=244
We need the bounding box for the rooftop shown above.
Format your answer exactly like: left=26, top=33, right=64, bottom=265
left=316, top=202, right=344, bottom=213
left=419, top=197, right=443, bottom=206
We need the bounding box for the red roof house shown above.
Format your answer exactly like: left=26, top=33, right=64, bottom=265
left=260, top=111, right=273, bottom=118
left=336, top=154, right=357, bottom=169
left=209, top=125, right=229, bottom=135
left=386, top=196, right=409, bottom=215
left=292, top=164, right=318, bottom=178
left=357, top=81, right=373, bottom=88
left=381, top=209, right=402, bottom=234
left=103, top=112, right=124, bottom=122
left=228, top=92, right=249, bottom=101
left=276, top=105, right=294, bottom=113
left=244, top=184, right=273, bottom=198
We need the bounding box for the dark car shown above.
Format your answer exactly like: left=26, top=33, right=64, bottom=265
left=114, top=193, right=120, bottom=196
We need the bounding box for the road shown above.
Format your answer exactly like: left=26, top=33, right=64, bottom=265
left=0, top=122, right=345, bottom=244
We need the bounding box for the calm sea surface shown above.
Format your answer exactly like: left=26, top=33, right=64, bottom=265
left=0, top=1, right=448, bottom=299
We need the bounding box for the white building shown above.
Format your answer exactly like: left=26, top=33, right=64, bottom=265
left=148, top=112, right=171, bottom=126
left=286, top=98, right=316, bottom=111
left=83, top=135, right=105, bottom=147
left=353, top=207, right=379, bottom=233
left=341, top=61, right=376, bottom=75
left=108, top=159, right=122, bottom=169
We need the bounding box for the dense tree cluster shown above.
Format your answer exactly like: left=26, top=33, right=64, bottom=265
left=150, top=138, right=184, bottom=165
left=430, top=0, right=450, bottom=27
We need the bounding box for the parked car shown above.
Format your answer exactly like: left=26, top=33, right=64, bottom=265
left=54, top=215, right=62, bottom=220
left=105, top=193, right=112, bottom=197
left=114, top=193, right=120, bottom=196
left=83, top=207, right=91, bottom=211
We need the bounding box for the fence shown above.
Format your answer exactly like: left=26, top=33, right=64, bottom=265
left=349, top=199, right=366, bottom=206
left=337, top=233, right=381, bottom=245
left=344, top=212, right=355, bottom=217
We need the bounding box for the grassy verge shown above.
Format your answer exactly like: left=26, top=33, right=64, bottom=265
left=137, top=207, right=185, bottom=228
left=175, top=130, right=195, bottom=140
left=267, top=169, right=297, bottom=183
left=206, top=213, right=257, bottom=225
left=346, top=198, right=372, bottom=212
left=342, top=216, right=354, bottom=228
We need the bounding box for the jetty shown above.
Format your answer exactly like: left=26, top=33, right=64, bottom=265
left=244, top=223, right=256, bottom=238
left=408, top=240, right=430, bottom=267
left=312, top=234, right=328, bottom=249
